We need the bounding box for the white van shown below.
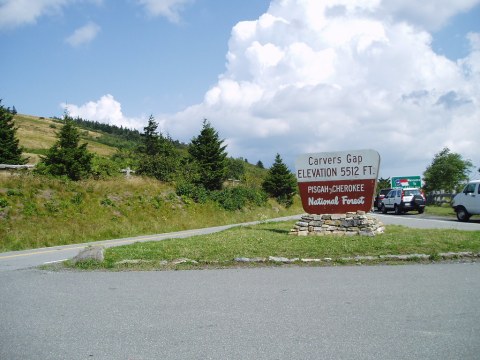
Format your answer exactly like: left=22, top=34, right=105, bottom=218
left=452, top=180, right=480, bottom=222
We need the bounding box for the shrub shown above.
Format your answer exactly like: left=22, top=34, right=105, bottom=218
left=91, top=156, right=121, bottom=179
left=211, top=186, right=268, bottom=211
left=7, top=189, right=23, bottom=197
left=0, top=197, right=8, bottom=208
left=175, top=182, right=209, bottom=203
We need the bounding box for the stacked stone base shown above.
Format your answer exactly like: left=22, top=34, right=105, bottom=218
left=290, top=211, right=384, bottom=237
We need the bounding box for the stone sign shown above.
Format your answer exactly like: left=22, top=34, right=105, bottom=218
left=295, top=149, right=380, bottom=214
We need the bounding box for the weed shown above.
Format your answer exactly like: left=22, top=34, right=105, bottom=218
left=22, top=202, right=38, bottom=216
left=44, top=200, right=61, bottom=213
left=100, top=197, right=115, bottom=207
left=0, top=197, right=8, bottom=208
left=7, top=189, right=23, bottom=197
left=71, top=193, right=84, bottom=206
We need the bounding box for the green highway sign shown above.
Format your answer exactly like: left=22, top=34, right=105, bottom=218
left=391, top=176, right=422, bottom=188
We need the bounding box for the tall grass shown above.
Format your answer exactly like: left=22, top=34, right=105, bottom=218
left=0, top=173, right=303, bottom=252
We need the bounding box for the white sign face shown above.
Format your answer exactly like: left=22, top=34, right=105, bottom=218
left=295, top=149, right=381, bottom=214
left=295, top=149, right=380, bottom=182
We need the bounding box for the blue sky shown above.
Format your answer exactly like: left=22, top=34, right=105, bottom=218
left=1, top=0, right=480, bottom=178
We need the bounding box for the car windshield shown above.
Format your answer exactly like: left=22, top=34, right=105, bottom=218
left=404, top=189, right=421, bottom=196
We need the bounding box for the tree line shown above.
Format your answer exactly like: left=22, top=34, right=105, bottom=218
left=0, top=101, right=297, bottom=209
left=2, top=100, right=476, bottom=206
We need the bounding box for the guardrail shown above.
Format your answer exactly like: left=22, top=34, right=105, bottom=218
left=0, top=164, right=35, bottom=170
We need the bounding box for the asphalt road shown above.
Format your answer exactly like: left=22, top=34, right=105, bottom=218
left=1, top=214, right=479, bottom=359
left=1, top=264, right=479, bottom=360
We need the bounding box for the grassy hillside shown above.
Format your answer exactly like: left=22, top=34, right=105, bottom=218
left=0, top=174, right=303, bottom=252
left=14, top=114, right=118, bottom=163
left=0, top=114, right=301, bottom=253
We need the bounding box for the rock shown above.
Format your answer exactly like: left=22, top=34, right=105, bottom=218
left=268, top=256, right=298, bottom=263
left=172, top=258, right=198, bottom=265
left=72, top=246, right=104, bottom=263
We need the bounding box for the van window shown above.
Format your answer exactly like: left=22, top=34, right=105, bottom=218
left=464, top=183, right=476, bottom=194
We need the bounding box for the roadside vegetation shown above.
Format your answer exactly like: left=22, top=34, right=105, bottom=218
left=0, top=174, right=303, bottom=252
left=0, top=105, right=302, bottom=253
left=1, top=102, right=477, bottom=263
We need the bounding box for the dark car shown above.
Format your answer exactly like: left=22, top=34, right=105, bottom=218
left=374, top=188, right=392, bottom=210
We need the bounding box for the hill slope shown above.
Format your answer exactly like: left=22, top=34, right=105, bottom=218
left=14, top=114, right=119, bottom=163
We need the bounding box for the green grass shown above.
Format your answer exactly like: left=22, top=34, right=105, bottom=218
left=64, top=222, right=480, bottom=271
left=0, top=173, right=303, bottom=252
left=425, top=204, right=456, bottom=217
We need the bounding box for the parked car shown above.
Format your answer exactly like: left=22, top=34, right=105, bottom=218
left=380, top=187, right=426, bottom=214
left=452, top=180, right=480, bottom=222
left=374, top=188, right=392, bottom=210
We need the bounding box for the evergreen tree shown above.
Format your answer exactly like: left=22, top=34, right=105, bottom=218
left=36, top=115, right=93, bottom=180
left=0, top=100, right=27, bottom=164
left=262, top=153, right=297, bottom=207
left=188, top=119, right=227, bottom=191
left=136, top=115, right=179, bottom=181
left=139, top=115, right=162, bottom=156
left=256, top=160, right=264, bottom=169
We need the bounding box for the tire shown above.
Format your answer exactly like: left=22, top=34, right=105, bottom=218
left=394, top=204, right=402, bottom=215
left=381, top=204, right=387, bottom=214
left=418, top=207, right=424, bottom=214
left=456, top=207, right=471, bottom=222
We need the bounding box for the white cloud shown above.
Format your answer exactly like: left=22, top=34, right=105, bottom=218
left=157, top=0, right=480, bottom=177
left=0, top=0, right=69, bottom=29
left=135, top=0, right=192, bottom=23
left=62, top=95, right=145, bottom=130
left=0, top=0, right=103, bottom=29
left=65, top=21, right=100, bottom=47
left=381, top=0, right=480, bottom=31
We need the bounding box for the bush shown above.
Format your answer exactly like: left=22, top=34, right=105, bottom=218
left=0, top=197, right=8, bottom=208
left=91, top=156, right=122, bottom=179
left=176, top=181, right=268, bottom=211
left=175, top=182, right=209, bottom=203
left=211, top=186, right=268, bottom=211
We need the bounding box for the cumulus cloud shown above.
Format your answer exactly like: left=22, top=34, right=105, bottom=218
left=0, top=0, right=69, bottom=29
left=65, top=21, right=100, bottom=46
left=157, top=0, right=480, bottom=177
left=62, top=95, right=145, bottom=130
left=381, top=0, right=480, bottom=31
left=135, top=0, right=192, bottom=23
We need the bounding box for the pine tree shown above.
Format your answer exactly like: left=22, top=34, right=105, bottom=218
left=0, top=100, right=27, bottom=164
left=188, top=119, right=227, bottom=191
left=136, top=115, right=179, bottom=181
left=262, top=153, right=297, bottom=207
left=139, top=115, right=162, bottom=156
left=36, top=115, right=93, bottom=180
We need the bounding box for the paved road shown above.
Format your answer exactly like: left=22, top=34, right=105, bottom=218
left=1, top=215, right=479, bottom=359
left=374, top=212, right=480, bottom=230
left=1, top=263, right=479, bottom=359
